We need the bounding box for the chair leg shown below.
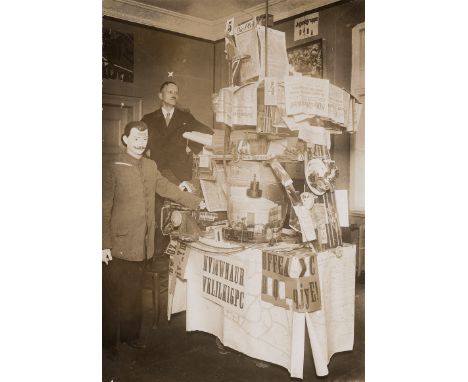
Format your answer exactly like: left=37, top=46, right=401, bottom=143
left=152, top=273, right=160, bottom=329
left=357, top=224, right=364, bottom=277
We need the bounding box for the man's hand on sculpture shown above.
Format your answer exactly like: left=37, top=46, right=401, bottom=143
left=199, top=200, right=207, bottom=210
left=102, top=249, right=112, bottom=265
left=179, top=181, right=193, bottom=192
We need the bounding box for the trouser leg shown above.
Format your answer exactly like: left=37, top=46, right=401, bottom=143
left=119, top=260, right=145, bottom=343
left=102, top=261, right=120, bottom=349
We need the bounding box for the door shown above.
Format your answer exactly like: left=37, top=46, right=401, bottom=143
left=102, top=94, right=142, bottom=164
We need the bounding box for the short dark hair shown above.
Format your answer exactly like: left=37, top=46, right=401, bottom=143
left=159, top=81, right=178, bottom=93
left=121, top=121, right=148, bottom=146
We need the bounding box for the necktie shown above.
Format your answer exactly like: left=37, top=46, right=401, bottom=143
left=165, top=112, right=171, bottom=126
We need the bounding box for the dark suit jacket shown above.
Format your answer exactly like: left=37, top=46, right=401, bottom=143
left=142, top=107, right=213, bottom=184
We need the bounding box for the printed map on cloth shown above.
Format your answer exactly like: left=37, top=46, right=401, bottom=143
left=170, top=244, right=356, bottom=379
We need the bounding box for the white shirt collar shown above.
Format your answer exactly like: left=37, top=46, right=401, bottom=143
left=161, top=106, right=175, bottom=119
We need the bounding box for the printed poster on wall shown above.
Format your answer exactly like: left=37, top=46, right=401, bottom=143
left=294, top=13, right=319, bottom=41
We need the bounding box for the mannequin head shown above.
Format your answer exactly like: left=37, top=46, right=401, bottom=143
left=121, top=121, right=148, bottom=159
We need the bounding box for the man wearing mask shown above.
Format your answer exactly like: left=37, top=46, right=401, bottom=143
left=142, top=81, right=213, bottom=257
left=102, top=121, right=205, bottom=359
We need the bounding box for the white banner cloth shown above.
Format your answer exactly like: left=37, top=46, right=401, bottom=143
left=171, top=244, right=355, bottom=378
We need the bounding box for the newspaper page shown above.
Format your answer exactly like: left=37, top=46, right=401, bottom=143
left=335, top=87, right=345, bottom=125
left=264, top=77, right=285, bottom=106
left=328, top=84, right=345, bottom=125
left=282, top=116, right=299, bottom=130
left=231, top=82, right=258, bottom=125
left=235, top=19, right=260, bottom=84
left=293, top=113, right=312, bottom=122
left=301, top=76, right=329, bottom=118
left=284, top=76, right=303, bottom=115
left=263, top=78, right=286, bottom=127
left=340, top=89, right=350, bottom=128
left=264, top=77, right=275, bottom=105
left=344, top=93, right=353, bottom=132
left=283, top=117, right=318, bottom=132
left=219, top=87, right=233, bottom=126
left=200, top=179, right=228, bottom=212
left=298, top=125, right=330, bottom=148
left=257, top=25, right=289, bottom=80
left=166, top=240, right=191, bottom=320
left=284, top=76, right=329, bottom=118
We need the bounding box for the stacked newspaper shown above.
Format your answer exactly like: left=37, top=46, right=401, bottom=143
left=213, top=18, right=363, bottom=133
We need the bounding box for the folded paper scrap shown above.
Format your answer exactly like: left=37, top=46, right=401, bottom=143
left=182, top=131, right=213, bottom=146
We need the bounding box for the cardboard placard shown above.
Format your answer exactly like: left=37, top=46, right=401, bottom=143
left=202, top=254, right=246, bottom=313
left=261, top=248, right=321, bottom=313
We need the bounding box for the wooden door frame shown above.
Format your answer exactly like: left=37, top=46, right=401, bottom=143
left=349, top=22, right=365, bottom=216
left=102, top=93, right=142, bottom=121
left=102, top=93, right=143, bottom=157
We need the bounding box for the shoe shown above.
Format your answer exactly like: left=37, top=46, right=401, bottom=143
left=125, top=339, right=146, bottom=349
left=254, top=360, right=269, bottom=368
left=215, top=337, right=230, bottom=355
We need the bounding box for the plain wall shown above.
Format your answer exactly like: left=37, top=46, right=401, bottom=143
left=103, top=17, right=215, bottom=127
left=214, top=41, right=229, bottom=130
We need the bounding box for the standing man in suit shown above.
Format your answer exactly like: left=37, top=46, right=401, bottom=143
left=142, top=81, right=213, bottom=257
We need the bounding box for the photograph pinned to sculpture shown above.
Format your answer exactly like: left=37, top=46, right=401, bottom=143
left=102, top=28, right=134, bottom=82
left=287, top=38, right=324, bottom=78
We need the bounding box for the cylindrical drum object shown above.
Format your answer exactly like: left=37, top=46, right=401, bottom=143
left=226, top=160, right=287, bottom=243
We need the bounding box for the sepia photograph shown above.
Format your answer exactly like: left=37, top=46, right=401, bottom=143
left=6, top=1, right=468, bottom=382
left=102, top=28, right=134, bottom=82
left=287, top=39, right=324, bottom=78
left=101, top=0, right=365, bottom=381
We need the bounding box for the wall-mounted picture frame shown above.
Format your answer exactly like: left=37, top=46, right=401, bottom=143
left=287, top=39, right=324, bottom=78
left=102, top=28, right=134, bottom=82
